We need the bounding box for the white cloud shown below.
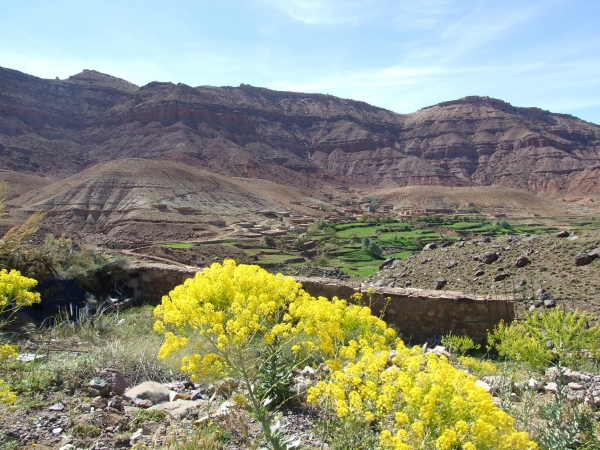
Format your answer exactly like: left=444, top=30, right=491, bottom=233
left=257, top=0, right=382, bottom=25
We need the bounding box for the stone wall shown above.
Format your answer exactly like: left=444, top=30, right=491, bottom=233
left=125, top=264, right=514, bottom=343
left=295, top=277, right=514, bottom=344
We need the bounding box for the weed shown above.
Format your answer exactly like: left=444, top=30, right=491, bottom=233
left=71, top=423, right=102, bottom=439
left=131, top=409, right=169, bottom=429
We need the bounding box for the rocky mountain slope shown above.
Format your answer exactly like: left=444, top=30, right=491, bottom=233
left=2, top=66, right=599, bottom=192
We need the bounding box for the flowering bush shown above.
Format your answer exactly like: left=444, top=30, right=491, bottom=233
left=155, top=261, right=536, bottom=450
left=0, top=269, right=40, bottom=405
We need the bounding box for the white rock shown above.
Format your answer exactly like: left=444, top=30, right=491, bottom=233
left=125, top=381, right=170, bottom=405
left=545, top=382, right=558, bottom=393
left=475, top=380, right=491, bottom=393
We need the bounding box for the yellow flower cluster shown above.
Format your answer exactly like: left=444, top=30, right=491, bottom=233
left=0, top=269, right=41, bottom=308
left=0, top=269, right=39, bottom=406
left=154, top=261, right=537, bottom=449
left=0, top=343, right=18, bottom=406
left=154, top=260, right=308, bottom=379
left=309, top=341, right=535, bottom=449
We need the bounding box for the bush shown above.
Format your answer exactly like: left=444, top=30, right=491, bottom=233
left=487, top=309, right=600, bottom=370
left=361, top=237, right=382, bottom=258
left=154, top=261, right=536, bottom=449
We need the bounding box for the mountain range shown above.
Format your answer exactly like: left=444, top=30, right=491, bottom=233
left=1, top=66, right=599, bottom=240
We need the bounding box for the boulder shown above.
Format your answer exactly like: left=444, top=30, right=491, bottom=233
left=494, top=273, right=510, bottom=282
left=422, top=243, right=437, bottom=251
left=482, top=252, right=499, bottom=264
left=475, top=269, right=485, bottom=277
left=555, top=230, right=570, bottom=237
left=125, top=381, right=170, bottom=405
left=514, top=256, right=530, bottom=268
left=99, top=368, right=127, bottom=395
left=574, top=253, right=592, bottom=266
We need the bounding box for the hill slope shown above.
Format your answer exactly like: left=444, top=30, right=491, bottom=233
left=1, top=67, right=599, bottom=192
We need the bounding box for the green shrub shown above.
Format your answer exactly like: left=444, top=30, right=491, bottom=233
left=488, top=309, right=600, bottom=370
left=441, top=334, right=480, bottom=356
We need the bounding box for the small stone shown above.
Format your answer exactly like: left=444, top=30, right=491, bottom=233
left=555, top=230, right=570, bottom=237
left=568, top=382, right=584, bottom=390
left=544, top=299, right=556, bottom=308
left=404, top=281, right=411, bottom=287
left=52, top=428, right=63, bottom=435
left=435, top=278, right=447, bottom=290
left=446, top=260, right=458, bottom=268
left=91, top=396, right=108, bottom=409
left=494, top=273, right=510, bottom=282
left=49, top=402, right=65, bottom=411
left=422, top=243, right=437, bottom=251
left=475, top=269, right=485, bottom=277
left=545, top=382, right=558, bottom=393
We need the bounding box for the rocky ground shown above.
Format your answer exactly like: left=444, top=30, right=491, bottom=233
left=366, top=229, right=600, bottom=319
left=0, top=366, right=324, bottom=450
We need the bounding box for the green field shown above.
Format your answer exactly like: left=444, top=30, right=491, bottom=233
left=161, top=243, right=194, bottom=249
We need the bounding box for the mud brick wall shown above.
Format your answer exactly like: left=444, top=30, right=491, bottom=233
left=126, top=265, right=514, bottom=343
left=295, top=277, right=514, bottom=344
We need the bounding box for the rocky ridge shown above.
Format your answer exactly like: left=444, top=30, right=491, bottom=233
left=1, top=66, right=600, bottom=193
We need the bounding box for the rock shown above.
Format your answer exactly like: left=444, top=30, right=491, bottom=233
left=556, top=230, right=570, bottom=237
left=404, top=281, right=411, bottom=287
left=494, top=273, right=510, bottom=282
left=190, top=383, right=216, bottom=400
left=575, top=253, right=592, bottom=266
left=441, top=241, right=453, bottom=247
left=149, top=399, right=208, bottom=420
left=48, top=402, right=65, bottom=411
left=544, top=299, right=556, bottom=308
left=89, top=377, right=111, bottom=396
left=535, top=288, right=551, bottom=300
left=482, top=376, right=514, bottom=395
left=216, top=378, right=240, bottom=397
left=481, top=236, right=491, bottom=243
left=545, top=382, right=559, bottom=393
left=169, top=391, right=191, bottom=402
left=435, top=278, right=447, bottom=290
left=100, top=368, right=127, bottom=395
left=515, top=256, right=530, bottom=268
left=568, top=382, right=585, bottom=390
left=379, top=258, right=395, bottom=270
left=125, top=381, right=170, bottom=405
left=52, top=428, right=63, bottom=435
left=91, top=396, right=109, bottom=409
left=475, top=269, right=485, bottom=277
left=300, top=366, right=316, bottom=379
left=446, top=260, right=458, bottom=268
left=482, top=252, right=499, bottom=264
left=422, top=243, right=437, bottom=251
left=476, top=380, right=491, bottom=393
left=429, top=346, right=450, bottom=357
left=134, top=399, right=153, bottom=408
left=545, top=367, right=560, bottom=381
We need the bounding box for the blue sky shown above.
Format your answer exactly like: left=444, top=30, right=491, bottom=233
left=2, top=0, right=600, bottom=124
